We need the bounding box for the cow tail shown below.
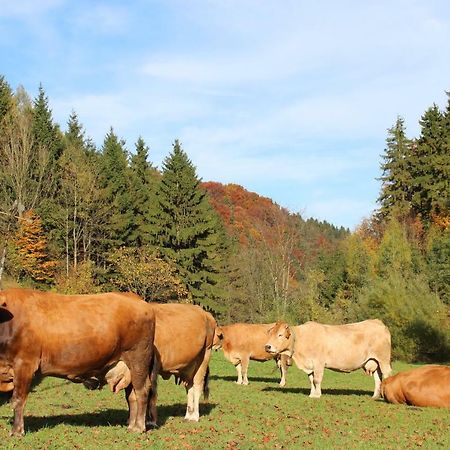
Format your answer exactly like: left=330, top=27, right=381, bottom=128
left=203, top=366, right=210, bottom=402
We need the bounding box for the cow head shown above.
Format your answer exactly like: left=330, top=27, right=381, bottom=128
left=212, top=326, right=224, bottom=350
left=265, top=322, right=291, bottom=355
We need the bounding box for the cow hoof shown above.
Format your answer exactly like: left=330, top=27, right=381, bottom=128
left=127, top=424, right=146, bottom=433
left=235, top=381, right=242, bottom=385
left=184, top=414, right=199, bottom=422
left=309, top=394, right=321, bottom=399
left=279, top=382, right=286, bottom=387
left=242, top=381, right=249, bottom=386
left=9, top=429, right=25, bottom=437
left=146, top=421, right=159, bottom=430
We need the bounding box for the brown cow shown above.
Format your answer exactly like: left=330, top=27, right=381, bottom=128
left=148, top=303, right=217, bottom=424
left=265, top=320, right=392, bottom=398
left=109, top=303, right=217, bottom=425
left=214, top=323, right=290, bottom=386
left=381, top=365, right=450, bottom=407
left=0, top=288, right=155, bottom=436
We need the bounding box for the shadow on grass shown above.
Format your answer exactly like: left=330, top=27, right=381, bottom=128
left=262, top=386, right=373, bottom=397
left=210, top=375, right=281, bottom=384
left=0, top=402, right=218, bottom=434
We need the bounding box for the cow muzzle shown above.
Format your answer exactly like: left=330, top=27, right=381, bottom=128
left=265, top=344, right=276, bottom=354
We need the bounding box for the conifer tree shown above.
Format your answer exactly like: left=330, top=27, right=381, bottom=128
left=0, top=75, right=13, bottom=130
left=150, top=140, right=227, bottom=308
left=378, top=116, right=413, bottom=218
left=129, top=137, right=158, bottom=245
left=31, top=84, right=63, bottom=200
left=411, top=104, right=445, bottom=220
left=99, top=128, right=133, bottom=252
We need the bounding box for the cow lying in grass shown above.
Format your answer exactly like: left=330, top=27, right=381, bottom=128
left=381, top=365, right=450, bottom=407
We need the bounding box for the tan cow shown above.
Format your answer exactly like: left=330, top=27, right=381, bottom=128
left=108, top=303, right=217, bottom=425
left=381, top=365, right=450, bottom=407
left=148, top=303, right=217, bottom=425
left=214, top=323, right=290, bottom=386
left=0, top=288, right=155, bottom=436
left=265, top=319, right=392, bottom=398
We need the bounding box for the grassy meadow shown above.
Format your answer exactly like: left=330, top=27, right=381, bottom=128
left=0, top=354, right=449, bottom=449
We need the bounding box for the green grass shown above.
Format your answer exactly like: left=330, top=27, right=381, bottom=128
left=0, top=354, right=449, bottom=449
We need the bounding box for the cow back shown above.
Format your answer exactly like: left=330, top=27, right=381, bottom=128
left=382, top=365, right=450, bottom=407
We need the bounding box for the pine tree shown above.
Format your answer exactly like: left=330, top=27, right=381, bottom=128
left=99, top=128, right=133, bottom=252
left=129, top=137, right=158, bottom=245
left=150, top=140, right=227, bottom=308
left=411, top=104, right=445, bottom=220
left=378, top=116, right=413, bottom=218
left=438, top=92, right=450, bottom=216
left=0, top=75, right=13, bottom=130
left=31, top=84, right=63, bottom=199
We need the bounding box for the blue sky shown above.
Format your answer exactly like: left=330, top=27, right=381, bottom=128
left=1, top=1, right=449, bottom=229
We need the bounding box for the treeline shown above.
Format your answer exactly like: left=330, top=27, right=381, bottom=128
left=0, top=75, right=449, bottom=362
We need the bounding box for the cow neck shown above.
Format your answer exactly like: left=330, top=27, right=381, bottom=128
left=287, top=326, right=296, bottom=357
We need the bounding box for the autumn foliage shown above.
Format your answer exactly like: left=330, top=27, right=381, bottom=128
left=203, top=182, right=289, bottom=245
left=15, top=210, right=57, bottom=282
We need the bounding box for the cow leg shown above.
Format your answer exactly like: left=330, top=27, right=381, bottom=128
left=146, top=357, right=160, bottom=429
left=235, top=362, right=243, bottom=384
left=123, top=340, right=153, bottom=433
left=308, top=366, right=323, bottom=398
left=185, top=349, right=211, bottom=422
left=278, top=358, right=287, bottom=387
left=124, top=370, right=150, bottom=433
left=241, top=356, right=249, bottom=385
left=184, top=382, right=197, bottom=420
left=125, top=385, right=137, bottom=428
left=10, top=363, right=35, bottom=436
left=372, top=366, right=382, bottom=399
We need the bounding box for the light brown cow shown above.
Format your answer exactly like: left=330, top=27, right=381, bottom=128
left=109, top=303, right=217, bottom=425
left=147, top=303, right=217, bottom=424
left=381, top=365, right=450, bottom=407
left=214, top=323, right=290, bottom=386
left=0, top=288, right=155, bottom=436
left=265, top=319, right=392, bottom=398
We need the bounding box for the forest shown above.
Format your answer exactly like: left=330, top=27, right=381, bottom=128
left=0, top=75, right=449, bottom=362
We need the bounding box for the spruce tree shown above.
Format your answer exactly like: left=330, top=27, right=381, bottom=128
left=439, top=92, right=450, bottom=216
left=31, top=84, right=63, bottom=199
left=99, top=128, right=133, bottom=252
left=0, top=75, right=13, bottom=129
left=129, top=137, right=158, bottom=245
left=150, top=140, right=227, bottom=308
left=411, top=104, right=445, bottom=220
left=378, top=116, right=413, bottom=218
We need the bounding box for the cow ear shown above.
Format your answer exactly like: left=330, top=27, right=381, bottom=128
left=285, top=324, right=291, bottom=339
left=0, top=304, right=13, bottom=324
